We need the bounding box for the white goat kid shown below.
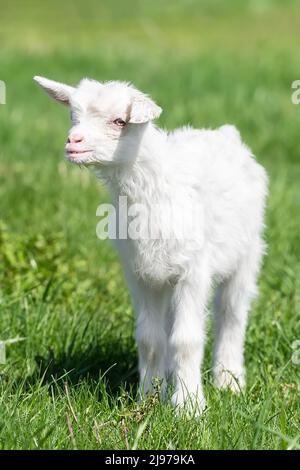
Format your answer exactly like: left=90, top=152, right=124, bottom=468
left=34, top=76, right=268, bottom=415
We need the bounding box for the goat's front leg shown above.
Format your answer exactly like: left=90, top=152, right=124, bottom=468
left=167, top=271, right=211, bottom=415
left=135, top=284, right=170, bottom=397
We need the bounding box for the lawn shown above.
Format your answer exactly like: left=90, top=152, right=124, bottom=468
left=0, top=0, right=299, bottom=450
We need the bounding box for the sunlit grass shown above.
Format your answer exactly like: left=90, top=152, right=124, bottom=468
left=0, top=0, right=299, bottom=450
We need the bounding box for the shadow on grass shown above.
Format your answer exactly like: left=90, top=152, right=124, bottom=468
left=29, top=338, right=139, bottom=398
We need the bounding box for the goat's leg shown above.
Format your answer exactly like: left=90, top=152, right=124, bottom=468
left=167, top=270, right=211, bottom=415
left=135, top=284, right=170, bottom=397
left=212, top=242, right=264, bottom=392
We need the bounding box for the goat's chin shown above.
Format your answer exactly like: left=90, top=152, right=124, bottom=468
left=65, top=152, right=98, bottom=166
left=65, top=151, right=123, bottom=169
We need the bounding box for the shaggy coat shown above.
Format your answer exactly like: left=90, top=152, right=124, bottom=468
left=34, top=76, right=268, bottom=414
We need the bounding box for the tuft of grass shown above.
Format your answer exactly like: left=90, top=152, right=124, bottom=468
left=0, top=0, right=299, bottom=450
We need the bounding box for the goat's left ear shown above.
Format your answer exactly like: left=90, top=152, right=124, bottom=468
left=129, top=93, right=162, bottom=123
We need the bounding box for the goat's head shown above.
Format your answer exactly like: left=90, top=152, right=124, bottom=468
left=33, top=76, right=162, bottom=167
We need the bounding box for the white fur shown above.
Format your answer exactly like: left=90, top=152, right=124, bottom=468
left=34, top=76, right=268, bottom=415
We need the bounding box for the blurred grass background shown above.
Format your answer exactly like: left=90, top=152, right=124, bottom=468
left=0, top=0, right=299, bottom=450
left=1, top=0, right=300, bottom=54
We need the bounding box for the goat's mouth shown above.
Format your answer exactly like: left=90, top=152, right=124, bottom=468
left=65, top=148, right=94, bottom=165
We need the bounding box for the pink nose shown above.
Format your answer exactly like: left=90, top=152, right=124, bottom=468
left=68, top=133, right=84, bottom=144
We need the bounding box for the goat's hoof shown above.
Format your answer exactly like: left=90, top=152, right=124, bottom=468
left=213, top=368, right=245, bottom=393
left=172, top=392, right=206, bottom=418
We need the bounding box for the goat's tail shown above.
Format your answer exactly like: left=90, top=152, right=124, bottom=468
left=219, top=124, right=241, bottom=143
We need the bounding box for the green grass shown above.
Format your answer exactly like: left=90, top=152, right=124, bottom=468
left=0, top=0, right=300, bottom=450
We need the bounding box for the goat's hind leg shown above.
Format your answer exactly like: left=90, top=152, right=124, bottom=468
left=212, top=243, right=263, bottom=392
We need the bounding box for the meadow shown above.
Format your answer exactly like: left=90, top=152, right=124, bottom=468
left=0, top=0, right=299, bottom=449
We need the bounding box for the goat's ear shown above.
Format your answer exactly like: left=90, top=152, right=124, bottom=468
left=33, top=76, right=75, bottom=106
left=129, top=93, right=162, bottom=123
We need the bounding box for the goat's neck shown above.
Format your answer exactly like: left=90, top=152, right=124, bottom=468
left=109, top=123, right=167, bottom=206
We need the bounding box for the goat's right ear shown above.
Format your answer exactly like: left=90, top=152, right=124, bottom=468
left=33, top=76, right=75, bottom=106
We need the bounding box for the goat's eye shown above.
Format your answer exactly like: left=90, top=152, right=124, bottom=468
left=113, top=118, right=126, bottom=127
left=70, top=111, right=78, bottom=124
